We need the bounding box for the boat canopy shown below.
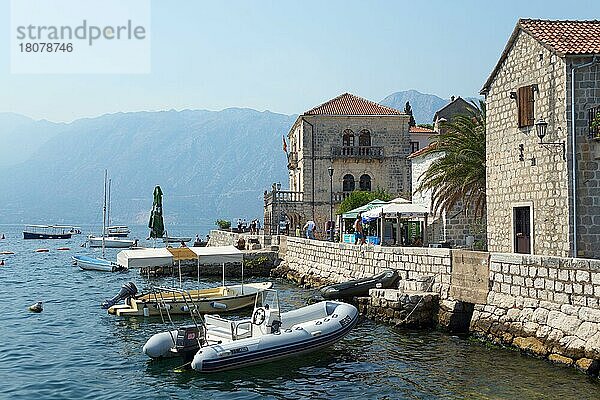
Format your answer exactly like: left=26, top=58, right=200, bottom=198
left=188, top=245, right=243, bottom=264
left=116, top=248, right=173, bottom=268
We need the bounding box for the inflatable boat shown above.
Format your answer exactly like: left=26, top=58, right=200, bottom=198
left=320, top=269, right=399, bottom=299
left=143, top=289, right=359, bottom=372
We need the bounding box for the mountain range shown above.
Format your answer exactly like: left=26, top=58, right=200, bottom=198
left=0, top=90, right=468, bottom=227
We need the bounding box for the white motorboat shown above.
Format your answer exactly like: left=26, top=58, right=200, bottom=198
left=106, top=225, right=130, bottom=238
left=88, top=235, right=135, bottom=248
left=143, top=289, right=359, bottom=372
left=72, top=255, right=126, bottom=272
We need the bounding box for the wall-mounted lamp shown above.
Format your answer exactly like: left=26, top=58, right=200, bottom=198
left=518, top=144, right=524, bottom=161
left=535, top=118, right=565, bottom=160
left=509, top=91, right=518, bottom=99
left=532, top=84, right=539, bottom=93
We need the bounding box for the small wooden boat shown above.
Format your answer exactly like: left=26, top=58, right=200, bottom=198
left=143, top=289, right=359, bottom=372
left=72, top=255, right=127, bottom=272
left=320, top=269, right=399, bottom=300
left=57, top=247, right=70, bottom=251
left=0, top=251, right=14, bottom=255
left=88, top=236, right=135, bottom=248
left=107, top=282, right=272, bottom=316
left=34, top=248, right=49, bottom=253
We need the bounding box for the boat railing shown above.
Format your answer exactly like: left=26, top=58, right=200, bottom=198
left=150, top=286, right=208, bottom=346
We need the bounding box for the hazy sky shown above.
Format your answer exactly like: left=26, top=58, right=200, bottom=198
left=1, top=0, right=599, bottom=122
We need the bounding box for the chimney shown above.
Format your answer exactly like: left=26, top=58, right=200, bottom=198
left=451, top=95, right=455, bottom=102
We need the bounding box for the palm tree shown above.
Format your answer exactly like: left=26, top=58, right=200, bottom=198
left=415, top=100, right=486, bottom=218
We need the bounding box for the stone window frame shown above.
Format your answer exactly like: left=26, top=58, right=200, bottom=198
left=410, top=141, right=420, bottom=154
left=342, top=129, right=355, bottom=147
left=359, top=173, right=372, bottom=192
left=510, top=201, right=535, bottom=255
left=342, top=173, right=355, bottom=192
left=358, top=129, right=371, bottom=147
left=517, top=85, right=536, bottom=128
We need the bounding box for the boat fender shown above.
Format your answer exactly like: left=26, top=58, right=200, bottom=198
left=210, top=302, right=227, bottom=310
left=143, top=305, right=150, bottom=317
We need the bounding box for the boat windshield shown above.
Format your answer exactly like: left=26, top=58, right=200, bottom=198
left=254, top=289, right=280, bottom=312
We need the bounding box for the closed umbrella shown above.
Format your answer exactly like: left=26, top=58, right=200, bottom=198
left=148, top=185, right=165, bottom=239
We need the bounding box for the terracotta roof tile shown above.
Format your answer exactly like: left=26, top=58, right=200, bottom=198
left=481, top=19, right=600, bottom=94
left=409, top=126, right=436, bottom=134
left=520, top=19, right=600, bottom=55
left=304, top=93, right=404, bottom=116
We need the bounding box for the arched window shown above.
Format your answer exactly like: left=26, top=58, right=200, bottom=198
left=359, top=129, right=371, bottom=146
left=342, top=129, right=354, bottom=147
left=342, top=174, right=355, bottom=192
left=359, top=174, right=371, bottom=191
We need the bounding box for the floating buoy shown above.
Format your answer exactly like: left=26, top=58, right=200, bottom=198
left=0, top=251, right=14, bottom=255
left=35, top=249, right=49, bottom=253
left=57, top=247, right=70, bottom=251
left=0, top=260, right=4, bottom=266
left=0, top=234, right=5, bottom=239
left=28, top=301, right=43, bottom=313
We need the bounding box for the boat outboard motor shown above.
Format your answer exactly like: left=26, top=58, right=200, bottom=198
left=101, top=281, right=138, bottom=309
left=175, top=325, right=204, bottom=362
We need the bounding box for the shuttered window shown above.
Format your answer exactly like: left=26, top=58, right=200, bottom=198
left=517, top=85, right=535, bottom=128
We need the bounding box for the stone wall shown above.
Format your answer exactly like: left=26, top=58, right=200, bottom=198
left=283, top=237, right=452, bottom=297
left=281, top=238, right=600, bottom=374
left=485, top=29, right=570, bottom=257
left=470, top=252, right=600, bottom=373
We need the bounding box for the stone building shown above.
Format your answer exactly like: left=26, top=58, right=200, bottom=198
left=409, top=125, right=436, bottom=154
left=264, top=93, right=411, bottom=235
left=433, top=96, right=474, bottom=133
left=481, top=19, right=600, bottom=258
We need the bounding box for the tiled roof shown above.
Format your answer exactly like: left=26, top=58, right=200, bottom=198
left=481, top=19, right=600, bottom=94
left=304, top=93, right=404, bottom=116
left=409, top=126, right=436, bottom=134
left=408, top=142, right=438, bottom=159
left=520, top=19, right=600, bottom=55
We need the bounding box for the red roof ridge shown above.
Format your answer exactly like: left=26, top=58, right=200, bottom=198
left=409, top=126, right=436, bottom=133
left=303, top=92, right=405, bottom=116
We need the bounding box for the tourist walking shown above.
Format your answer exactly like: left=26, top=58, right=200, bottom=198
left=354, top=213, right=365, bottom=245
left=303, top=220, right=316, bottom=240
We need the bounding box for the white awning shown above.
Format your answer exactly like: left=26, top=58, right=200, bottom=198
left=363, top=202, right=429, bottom=219
left=188, top=245, right=243, bottom=264
left=116, top=248, right=173, bottom=268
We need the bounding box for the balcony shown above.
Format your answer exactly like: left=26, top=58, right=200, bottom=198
left=333, top=191, right=351, bottom=203
left=264, top=190, right=304, bottom=205
left=331, top=145, right=384, bottom=159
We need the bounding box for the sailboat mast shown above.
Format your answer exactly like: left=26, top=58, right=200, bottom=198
left=102, top=170, right=107, bottom=258
left=107, top=178, right=112, bottom=230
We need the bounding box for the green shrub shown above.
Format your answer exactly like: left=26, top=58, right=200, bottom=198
left=215, top=219, right=231, bottom=229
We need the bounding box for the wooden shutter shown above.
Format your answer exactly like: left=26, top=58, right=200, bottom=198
left=518, top=85, right=535, bottom=128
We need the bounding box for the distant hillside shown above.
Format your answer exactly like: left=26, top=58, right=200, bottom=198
left=0, top=109, right=296, bottom=225
left=0, top=113, right=64, bottom=166
left=380, top=90, right=448, bottom=124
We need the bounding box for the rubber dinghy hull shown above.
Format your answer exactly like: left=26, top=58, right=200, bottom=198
left=320, top=269, right=399, bottom=300
left=191, top=301, right=358, bottom=372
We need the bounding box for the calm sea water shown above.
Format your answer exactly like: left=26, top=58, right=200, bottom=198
left=0, top=224, right=598, bottom=400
